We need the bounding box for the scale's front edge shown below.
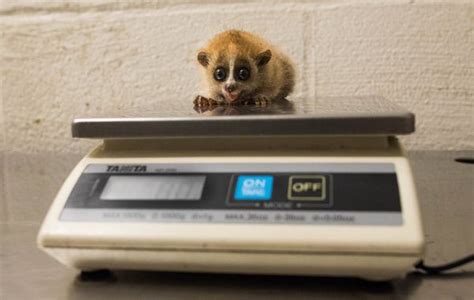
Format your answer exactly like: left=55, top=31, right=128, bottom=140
left=71, top=113, right=415, bottom=139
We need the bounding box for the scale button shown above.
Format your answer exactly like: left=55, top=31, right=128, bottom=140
left=234, top=175, right=273, bottom=201
left=288, top=176, right=326, bottom=201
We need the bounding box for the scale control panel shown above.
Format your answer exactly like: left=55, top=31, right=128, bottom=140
left=60, top=163, right=403, bottom=226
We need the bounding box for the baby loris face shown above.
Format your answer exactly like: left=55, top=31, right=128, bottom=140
left=197, top=49, right=272, bottom=103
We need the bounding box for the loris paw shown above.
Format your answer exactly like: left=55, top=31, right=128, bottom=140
left=194, top=95, right=218, bottom=107
left=254, top=95, right=270, bottom=107
left=194, top=95, right=208, bottom=107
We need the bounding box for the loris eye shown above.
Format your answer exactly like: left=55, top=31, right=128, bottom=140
left=213, top=68, right=227, bottom=82
left=237, top=67, right=250, bottom=81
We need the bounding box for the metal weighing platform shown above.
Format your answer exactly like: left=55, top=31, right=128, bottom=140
left=37, top=96, right=424, bottom=281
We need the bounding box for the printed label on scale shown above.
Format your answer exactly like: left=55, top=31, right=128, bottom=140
left=61, top=208, right=403, bottom=226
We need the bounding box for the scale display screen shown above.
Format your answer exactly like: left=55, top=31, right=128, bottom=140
left=100, top=175, right=206, bottom=200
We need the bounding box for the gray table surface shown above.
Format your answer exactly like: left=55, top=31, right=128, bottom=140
left=1, top=151, right=473, bottom=300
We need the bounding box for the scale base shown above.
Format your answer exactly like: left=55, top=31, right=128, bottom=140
left=38, top=134, right=423, bottom=281
left=48, top=247, right=417, bottom=281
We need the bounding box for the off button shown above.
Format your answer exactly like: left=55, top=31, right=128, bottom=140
left=288, top=176, right=326, bottom=201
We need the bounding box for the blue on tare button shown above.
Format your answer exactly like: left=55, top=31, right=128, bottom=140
left=234, top=175, right=273, bottom=201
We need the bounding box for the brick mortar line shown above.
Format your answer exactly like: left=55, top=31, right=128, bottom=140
left=0, top=1, right=315, bottom=16
left=0, top=65, right=5, bottom=221
left=5, top=0, right=465, bottom=17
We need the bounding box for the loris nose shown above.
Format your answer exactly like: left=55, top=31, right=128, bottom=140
left=225, top=84, right=237, bottom=93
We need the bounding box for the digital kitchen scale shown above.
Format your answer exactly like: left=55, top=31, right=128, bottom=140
left=38, top=96, right=424, bottom=280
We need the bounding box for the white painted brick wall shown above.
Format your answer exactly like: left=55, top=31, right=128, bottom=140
left=1, top=0, right=473, bottom=155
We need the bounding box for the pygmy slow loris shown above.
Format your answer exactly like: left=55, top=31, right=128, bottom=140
left=197, top=30, right=295, bottom=105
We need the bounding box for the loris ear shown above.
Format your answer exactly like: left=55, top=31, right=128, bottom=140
left=197, top=51, right=209, bottom=67
left=256, top=49, right=272, bottom=67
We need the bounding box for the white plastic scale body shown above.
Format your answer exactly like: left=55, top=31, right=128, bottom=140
left=38, top=97, right=424, bottom=280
